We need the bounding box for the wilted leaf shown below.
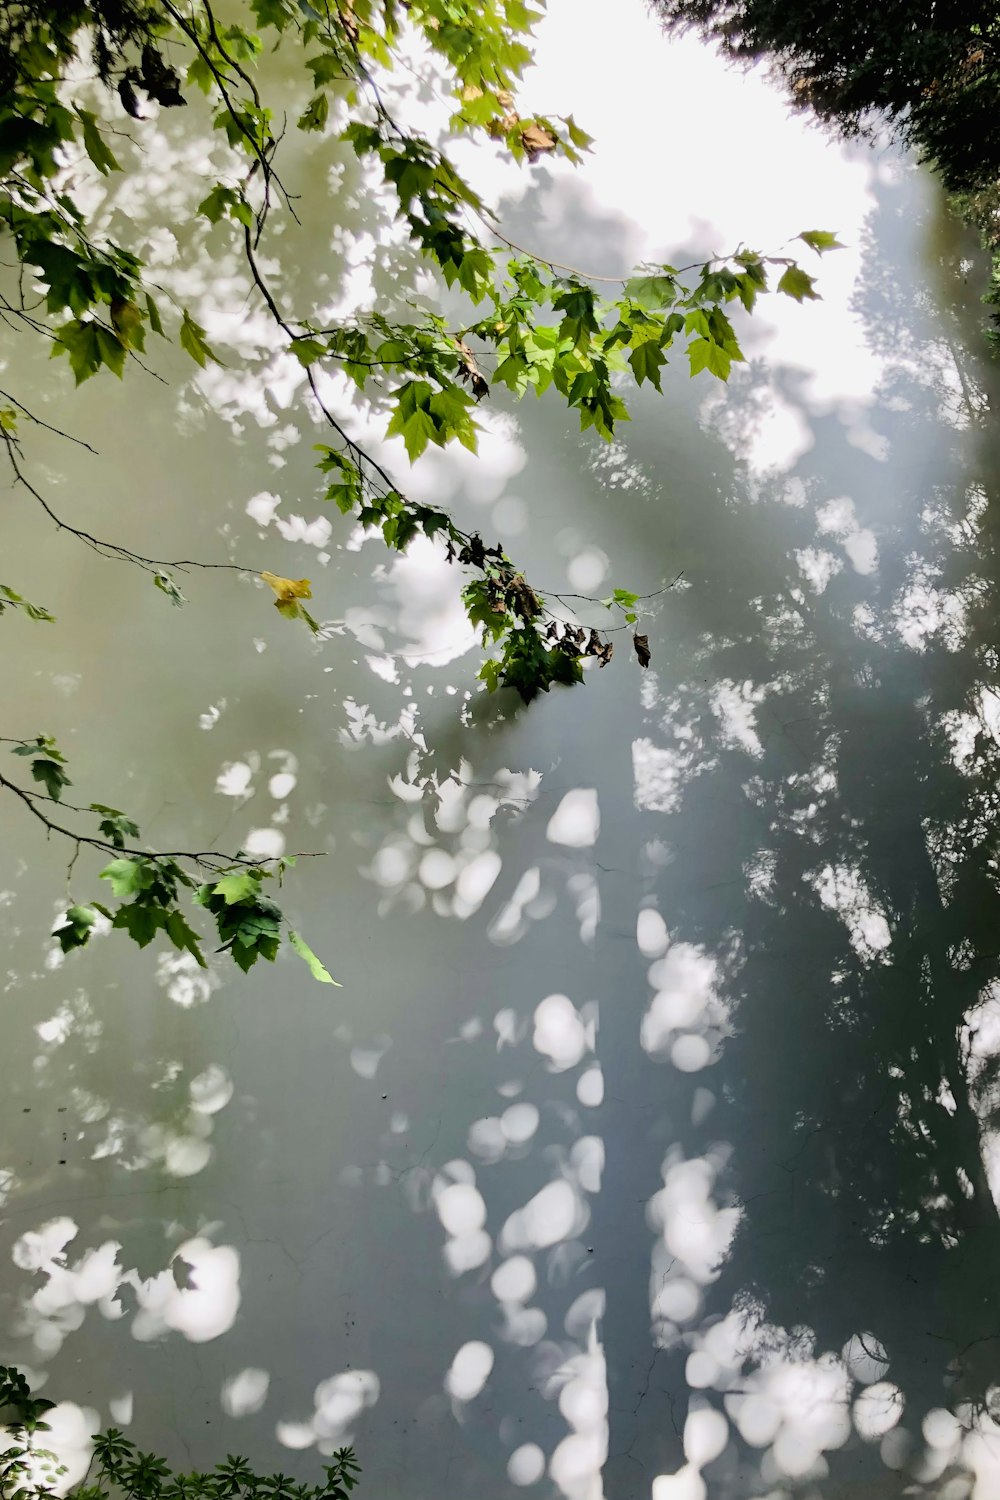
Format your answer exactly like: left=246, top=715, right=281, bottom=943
left=260, top=571, right=312, bottom=603
left=154, top=571, right=187, bottom=606
left=633, top=632, right=651, bottom=668
left=521, top=122, right=556, bottom=159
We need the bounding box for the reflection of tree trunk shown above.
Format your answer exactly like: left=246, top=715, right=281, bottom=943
left=590, top=678, right=681, bottom=1499
left=831, top=664, right=1000, bottom=1402
left=595, top=707, right=765, bottom=1494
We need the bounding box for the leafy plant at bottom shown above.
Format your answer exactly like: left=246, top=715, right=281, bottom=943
left=0, top=1365, right=361, bottom=1500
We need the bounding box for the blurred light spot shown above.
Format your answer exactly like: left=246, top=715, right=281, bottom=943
left=576, top=1066, right=604, bottom=1107
left=436, top=1183, right=487, bottom=1236
left=246, top=491, right=280, bottom=525
left=491, top=1256, right=536, bottom=1304
left=671, top=1034, right=713, bottom=1072
left=108, top=1392, right=133, bottom=1424
left=189, top=1065, right=233, bottom=1116
left=445, top=1341, right=494, bottom=1401
left=546, top=789, right=599, bottom=848
left=501, top=1179, right=587, bottom=1252
left=216, top=761, right=254, bottom=798
left=841, top=1332, right=889, bottom=1385
left=350, top=1038, right=391, bottom=1079
left=443, top=1231, right=491, bottom=1275
left=468, top=1117, right=507, bottom=1162
left=570, top=1137, right=604, bottom=1194
left=419, top=850, right=457, bottom=890
left=567, top=547, right=608, bottom=593
left=222, top=1368, right=270, bottom=1418
left=456, top=851, right=502, bottom=911
left=684, top=1405, right=728, bottom=1466
left=880, top=1426, right=913, bottom=1469
left=493, top=496, right=528, bottom=535
left=652, top=1467, right=707, bottom=1500
left=922, top=1408, right=960, bottom=1449
left=244, top=827, right=285, bottom=859
left=501, top=1103, right=540, bottom=1144
left=637, top=908, right=669, bottom=957
left=642, top=944, right=719, bottom=1057
left=686, top=1351, right=719, bottom=1389
left=533, top=994, right=591, bottom=1071
left=131, top=1238, right=240, bottom=1343
left=508, top=1443, right=545, bottom=1485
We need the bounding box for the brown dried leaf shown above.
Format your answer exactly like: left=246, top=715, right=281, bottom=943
left=454, top=339, right=489, bottom=401
left=521, top=122, right=556, bottom=161
left=633, top=632, right=651, bottom=668
left=510, top=574, right=541, bottom=621
left=488, top=110, right=521, bottom=140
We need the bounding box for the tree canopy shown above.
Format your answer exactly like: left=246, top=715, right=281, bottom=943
left=653, top=0, right=1000, bottom=331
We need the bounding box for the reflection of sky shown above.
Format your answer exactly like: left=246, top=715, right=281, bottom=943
left=6, top=2, right=1000, bottom=1498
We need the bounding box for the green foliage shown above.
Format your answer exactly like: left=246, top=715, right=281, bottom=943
left=0, top=0, right=832, bottom=973
left=0, top=582, right=54, bottom=621
left=0, top=1365, right=361, bottom=1500
left=90, top=803, right=141, bottom=847
left=2, top=738, right=334, bottom=981
left=288, top=928, right=340, bottom=985
left=179, top=310, right=222, bottom=368
left=153, top=571, right=187, bottom=606
left=11, top=733, right=71, bottom=800
left=194, top=869, right=281, bottom=970
left=654, top=0, right=1000, bottom=334
left=776, top=265, right=820, bottom=302
left=52, top=902, right=100, bottom=953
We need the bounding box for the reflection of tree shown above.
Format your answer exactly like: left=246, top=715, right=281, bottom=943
left=10, top=87, right=1000, bottom=1500
left=586, top=174, right=1000, bottom=1494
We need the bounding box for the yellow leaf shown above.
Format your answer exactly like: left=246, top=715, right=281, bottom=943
left=260, top=571, right=312, bottom=603
left=461, top=84, right=483, bottom=101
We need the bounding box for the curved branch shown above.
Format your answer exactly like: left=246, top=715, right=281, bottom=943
left=0, top=768, right=322, bottom=872
left=2, top=427, right=251, bottom=575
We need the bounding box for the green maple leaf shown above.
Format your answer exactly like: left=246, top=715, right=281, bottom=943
left=798, top=230, right=845, bottom=254
left=100, top=857, right=153, bottom=899
left=777, top=266, right=820, bottom=303
left=213, top=872, right=263, bottom=905
left=180, top=310, right=223, bottom=368
left=628, top=340, right=666, bottom=390
left=688, top=338, right=731, bottom=380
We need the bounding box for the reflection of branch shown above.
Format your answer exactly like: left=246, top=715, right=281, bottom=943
left=475, top=209, right=800, bottom=287
left=1, top=427, right=249, bottom=576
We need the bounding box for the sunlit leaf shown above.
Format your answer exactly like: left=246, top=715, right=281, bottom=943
left=288, top=928, right=340, bottom=985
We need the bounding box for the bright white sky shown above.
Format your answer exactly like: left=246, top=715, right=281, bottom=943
left=449, top=0, right=895, bottom=423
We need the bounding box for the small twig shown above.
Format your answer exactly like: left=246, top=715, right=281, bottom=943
left=0, top=768, right=325, bottom=872
left=0, top=389, right=98, bottom=452
left=2, top=427, right=252, bottom=575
